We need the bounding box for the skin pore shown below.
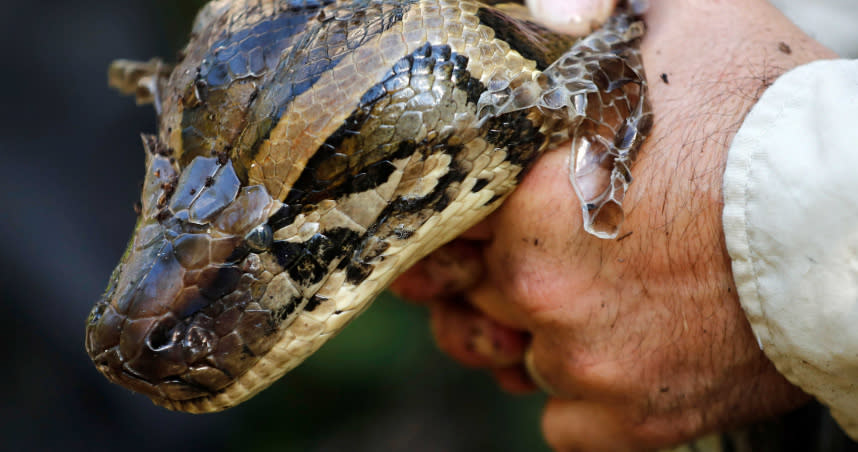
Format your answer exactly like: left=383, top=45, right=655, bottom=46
left=391, top=0, right=838, bottom=450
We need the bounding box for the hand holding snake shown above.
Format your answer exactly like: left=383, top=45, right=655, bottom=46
left=84, top=0, right=840, bottom=448
left=393, top=0, right=838, bottom=450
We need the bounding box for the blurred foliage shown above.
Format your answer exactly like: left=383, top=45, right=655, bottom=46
left=145, top=2, right=550, bottom=451
left=229, top=294, right=548, bottom=452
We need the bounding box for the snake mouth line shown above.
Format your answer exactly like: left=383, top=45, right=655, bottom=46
left=87, top=314, right=219, bottom=405
left=85, top=275, right=279, bottom=405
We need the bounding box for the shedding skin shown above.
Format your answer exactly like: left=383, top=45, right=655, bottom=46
left=86, top=0, right=650, bottom=412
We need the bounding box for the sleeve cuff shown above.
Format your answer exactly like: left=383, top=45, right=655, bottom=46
left=723, top=58, right=858, bottom=437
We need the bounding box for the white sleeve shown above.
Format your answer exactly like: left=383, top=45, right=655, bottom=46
left=723, top=59, right=858, bottom=438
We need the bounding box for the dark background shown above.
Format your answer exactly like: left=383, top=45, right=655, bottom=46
left=0, top=1, right=547, bottom=450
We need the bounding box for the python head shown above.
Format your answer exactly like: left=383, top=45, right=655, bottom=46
left=85, top=139, right=296, bottom=410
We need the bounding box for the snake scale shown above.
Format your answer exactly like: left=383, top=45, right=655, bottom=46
left=85, top=0, right=651, bottom=412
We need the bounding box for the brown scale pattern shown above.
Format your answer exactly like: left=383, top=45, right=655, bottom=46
left=87, top=0, right=651, bottom=412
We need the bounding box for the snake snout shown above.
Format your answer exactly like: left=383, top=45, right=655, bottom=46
left=85, top=226, right=281, bottom=407
left=85, top=296, right=212, bottom=402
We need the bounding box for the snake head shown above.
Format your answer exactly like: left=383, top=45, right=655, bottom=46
left=85, top=138, right=283, bottom=408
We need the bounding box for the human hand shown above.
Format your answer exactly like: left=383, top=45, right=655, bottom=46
left=391, top=0, right=838, bottom=450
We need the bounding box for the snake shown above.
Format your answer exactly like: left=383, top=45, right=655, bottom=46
left=85, top=0, right=651, bottom=413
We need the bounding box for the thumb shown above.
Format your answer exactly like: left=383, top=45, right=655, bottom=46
left=526, top=0, right=618, bottom=34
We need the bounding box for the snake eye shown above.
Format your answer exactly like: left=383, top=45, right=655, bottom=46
left=245, top=224, right=273, bottom=252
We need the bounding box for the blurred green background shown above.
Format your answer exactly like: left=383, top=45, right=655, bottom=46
left=0, top=1, right=547, bottom=450
left=232, top=293, right=547, bottom=452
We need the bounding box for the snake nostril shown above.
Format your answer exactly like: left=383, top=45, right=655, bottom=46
left=147, top=317, right=183, bottom=352
left=147, top=325, right=172, bottom=351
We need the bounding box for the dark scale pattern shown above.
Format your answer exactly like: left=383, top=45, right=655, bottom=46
left=273, top=295, right=301, bottom=322
left=283, top=43, right=479, bottom=207
left=233, top=0, right=421, bottom=170
left=267, top=203, right=302, bottom=230
left=271, top=239, right=304, bottom=269
left=344, top=146, right=470, bottom=285
left=482, top=109, right=545, bottom=175
left=176, top=0, right=336, bottom=171
left=201, top=2, right=331, bottom=89
left=256, top=41, right=494, bottom=286
left=288, top=253, right=327, bottom=286
left=174, top=0, right=419, bottom=179
left=303, top=295, right=327, bottom=312
left=471, top=178, right=490, bottom=192
left=269, top=227, right=361, bottom=318
left=271, top=228, right=361, bottom=275
left=476, top=7, right=577, bottom=71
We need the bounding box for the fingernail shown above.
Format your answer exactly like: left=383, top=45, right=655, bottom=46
left=526, top=0, right=614, bottom=35
left=524, top=346, right=558, bottom=395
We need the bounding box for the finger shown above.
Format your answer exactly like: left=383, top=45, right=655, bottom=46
left=388, top=261, right=443, bottom=303
left=525, top=332, right=617, bottom=401
left=526, top=0, right=618, bottom=35
left=524, top=334, right=583, bottom=399
left=389, top=239, right=485, bottom=303
left=430, top=301, right=529, bottom=368
left=466, top=277, right=531, bottom=330
left=542, top=399, right=639, bottom=452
